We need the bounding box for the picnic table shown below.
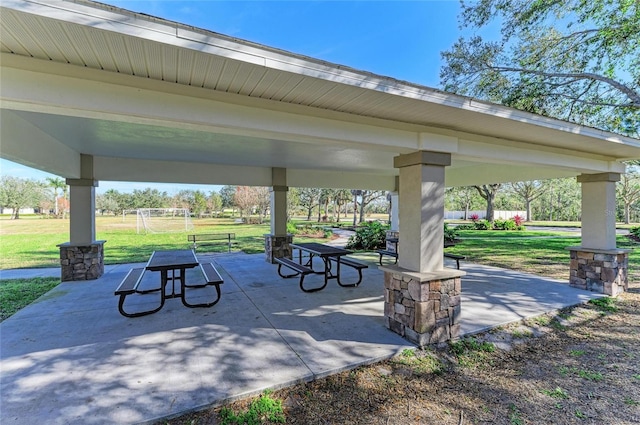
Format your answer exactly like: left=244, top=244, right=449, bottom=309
left=114, top=249, right=224, bottom=317
left=274, top=242, right=368, bottom=292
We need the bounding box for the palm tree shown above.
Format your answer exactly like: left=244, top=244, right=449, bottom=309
left=46, top=177, right=66, bottom=217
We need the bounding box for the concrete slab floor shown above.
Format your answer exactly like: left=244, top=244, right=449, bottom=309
left=0, top=253, right=604, bottom=424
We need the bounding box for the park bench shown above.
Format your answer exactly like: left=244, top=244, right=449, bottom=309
left=377, top=236, right=399, bottom=266
left=376, top=236, right=465, bottom=270
left=377, top=250, right=464, bottom=269
left=188, top=233, right=235, bottom=252
left=444, top=253, right=465, bottom=270
left=376, top=249, right=398, bottom=265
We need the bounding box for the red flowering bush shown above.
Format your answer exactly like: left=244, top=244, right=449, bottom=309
left=470, top=213, right=480, bottom=222
left=512, top=215, right=524, bottom=226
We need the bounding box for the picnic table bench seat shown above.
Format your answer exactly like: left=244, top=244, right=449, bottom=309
left=115, top=262, right=224, bottom=317
left=114, top=268, right=164, bottom=318
left=188, top=233, right=235, bottom=252
left=115, top=267, right=145, bottom=296
left=274, top=256, right=315, bottom=292
left=181, top=262, right=224, bottom=308
left=328, top=256, right=368, bottom=287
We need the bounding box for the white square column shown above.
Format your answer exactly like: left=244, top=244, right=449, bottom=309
left=578, top=173, right=620, bottom=250
left=67, top=180, right=97, bottom=244
left=393, top=151, right=450, bottom=273
left=269, top=167, right=288, bottom=236
left=59, top=154, right=105, bottom=281
left=265, top=167, right=292, bottom=263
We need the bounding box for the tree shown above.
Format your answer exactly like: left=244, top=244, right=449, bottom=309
left=191, top=190, right=208, bottom=218
left=350, top=189, right=362, bottom=226
left=96, top=190, right=121, bottom=215
left=510, top=181, right=547, bottom=222
left=333, top=189, right=352, bottom=222
left=445, top=186, right=483, bottom=220
left=474, top=184, right=502, bottom=222
left=253, top=186, right=271, bottom=223
left=534, top=178, right=581, bottom=221
left=233, top=186, right=257, bottom=218
left=441, top=0, right=639, bottom=136
left=298, top=188, right=322, bottom=221
left=287, top=187, right=300, bottom=220
left=617, top=171, right=640, bottom=224
left=0, top=176, right=47, bottom=219
left=208, top=191, right=223, bottom=216
left=358, top=190, right=386, bottom=223
left=318, top=189, right=333, bottom=222
left=232, top=186, right=269, bottom=222
left=46, top=176, right=66, bottom=217
left=132, top=188, right=169, bottom=209
left=219, top=185, right=237, bottom=215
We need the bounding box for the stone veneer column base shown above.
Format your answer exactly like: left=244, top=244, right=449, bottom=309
left=57, top=240, right=106, bottom=281
left=566, top=246, right=630, bottom=296
left=381, top=265, right=465, bottom=347
left=264, top=234, right=294, bottom=263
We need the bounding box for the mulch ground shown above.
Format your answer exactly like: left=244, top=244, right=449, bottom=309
left=158, top=282, right=639, bottom=425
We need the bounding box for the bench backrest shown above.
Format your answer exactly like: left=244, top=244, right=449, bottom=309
left=188, top=233, right=235, bottom=242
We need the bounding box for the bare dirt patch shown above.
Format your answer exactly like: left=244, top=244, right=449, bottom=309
left=157, top=284, right=640, bottom=425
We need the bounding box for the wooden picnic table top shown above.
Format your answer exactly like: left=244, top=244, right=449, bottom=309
left=290, top=242, right=352, bottom=257
left=146, top=249, right=199, bottom=271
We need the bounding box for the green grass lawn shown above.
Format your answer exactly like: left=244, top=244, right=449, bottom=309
left=0, top=216, right=334, bottom=269
left=1, top=216, right=638, bottom=322
left=0, top=277, right=60, bottom=321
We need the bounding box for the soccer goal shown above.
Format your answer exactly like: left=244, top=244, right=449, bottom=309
left=126, top=208, right=194, bottom=234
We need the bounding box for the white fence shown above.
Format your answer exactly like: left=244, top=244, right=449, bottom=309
left=445, top=210, right=526, bottom=220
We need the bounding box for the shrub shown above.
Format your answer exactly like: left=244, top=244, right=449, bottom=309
left=286, top=222, right=298, bottom=234
left=444, top=223, right=459, bottom=244
left=512, top=215, right=524, bottom=226
left=346, top=221, right=388, bottom=250
left=474, top=219, right=491, bottom=230
left=493, top=219, right=517, bottom=231
left=455, top=223, right=476, bottom=231
left=470, top=213, right=480, bottom=222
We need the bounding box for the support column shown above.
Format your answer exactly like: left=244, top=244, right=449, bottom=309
left=58, top=154, right=105, bottom=281
left=389, top=190, right=399, bottom=232
left=386, top=185, right=400, bottom=253
left=382, top=151, right=465, bottom=346
left=265, top=168, right=292, bottom=263
left=394, top=151, right=450, bottom=272
left=567, top=173, right=628, bottom=295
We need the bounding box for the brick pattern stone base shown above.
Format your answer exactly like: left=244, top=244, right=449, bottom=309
left=58, top=241, right=105, bottom=281
left=569, top=248, right=629, bottom=296
left=384, top=271, right=461, bottom=347
left=264, top=234, right=294, bottom=263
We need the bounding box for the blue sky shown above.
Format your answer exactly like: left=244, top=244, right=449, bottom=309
left=1, top=0, right=484, bottom=194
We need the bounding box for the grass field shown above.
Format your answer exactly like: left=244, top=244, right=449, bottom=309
left=0, top=215, right=296, bottom=269
left=2, top=216, right=638, bottom=278
left=2, top=215, right=639, bottom=321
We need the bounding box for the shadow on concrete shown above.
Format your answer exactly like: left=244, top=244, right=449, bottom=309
left=0, top=253, right=604, bottom=424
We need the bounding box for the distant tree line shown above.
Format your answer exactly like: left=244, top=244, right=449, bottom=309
left=3, top=174, right=640, bottom=224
